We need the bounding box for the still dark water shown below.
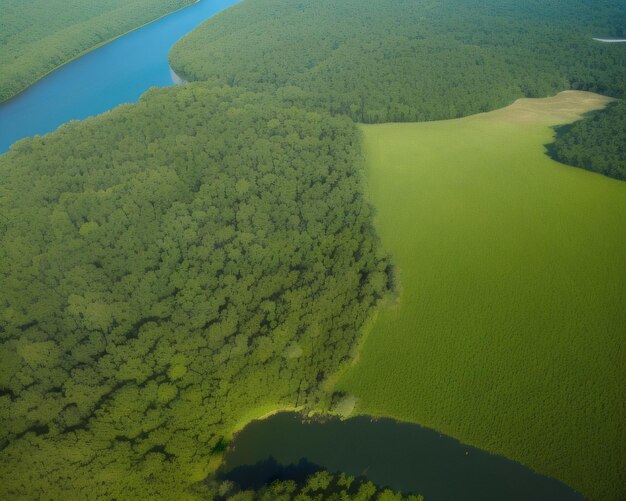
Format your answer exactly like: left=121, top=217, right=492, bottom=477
left=220, top=412, right=584, bottom=501
left=0, top=0, right=240, bottom=153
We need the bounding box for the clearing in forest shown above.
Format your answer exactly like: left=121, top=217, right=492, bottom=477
left=337, top=91, right=626, bottom=501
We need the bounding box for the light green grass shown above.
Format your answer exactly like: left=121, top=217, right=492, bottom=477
left=337, top=92, right=626, bottom=500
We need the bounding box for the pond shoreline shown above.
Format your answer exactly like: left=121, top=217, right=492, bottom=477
left=218, top=411, right=585, bottom=501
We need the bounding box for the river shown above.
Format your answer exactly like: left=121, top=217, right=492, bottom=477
left=220, top=412, right=584, bottom=501
left=592, top=38, right=626, bottom=43
left=0, top=0, right=240, bottom=153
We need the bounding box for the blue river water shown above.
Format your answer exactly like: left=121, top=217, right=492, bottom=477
left=0, top=0, right=240, bottom=153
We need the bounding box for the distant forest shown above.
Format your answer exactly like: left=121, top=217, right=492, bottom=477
left=0, top=0, right=194, bottom=102
left=171, top=0, right=626, bottom=123
left=550, top=98, right=626, bottom=180
left=172, top=0, right=626, bottom=178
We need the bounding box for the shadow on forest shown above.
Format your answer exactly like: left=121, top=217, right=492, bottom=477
left=218, top=456, right=323, bottom=490
left=216, top=412, right=586, bottom=501
left=544, top=107, right=603, bottom=163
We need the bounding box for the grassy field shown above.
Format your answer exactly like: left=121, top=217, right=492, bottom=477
left=337, top=91, right=626, bottom=500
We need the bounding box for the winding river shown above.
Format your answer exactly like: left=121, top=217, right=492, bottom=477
left=0, top=0, right=240, bottom=153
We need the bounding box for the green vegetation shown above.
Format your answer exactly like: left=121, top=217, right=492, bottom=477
left=0, top=0, right=194, bottom=102
left=337, top=92, right=626, bottom=501
left=171, top=0, right=626, bottom=123
left=3, top=0, right=625, bottom=499
left=0, top=84, right=390, bottom=499
left=550, top=98, right=626, bottom=180
left=203, top=471, right=423, bottom=501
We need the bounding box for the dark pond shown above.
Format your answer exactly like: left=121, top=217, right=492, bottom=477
left=0, top=0, right=240, bottom=153
left=219, top=412, right=584, bottom=501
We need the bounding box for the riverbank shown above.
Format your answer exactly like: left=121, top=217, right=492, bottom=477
left=0, top=0, right=198, bottom=105
left=170, top=67, right=188, bottom=85
left=0, top=0, right=241, bottom=153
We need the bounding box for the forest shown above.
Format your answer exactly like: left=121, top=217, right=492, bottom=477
left=171, top=0, right=625, bottom=123
left=550, top=98, right=626, bottom=180
left=0, top=85, right=390, bottom=499
left=0, top=0, right=194, bottom=102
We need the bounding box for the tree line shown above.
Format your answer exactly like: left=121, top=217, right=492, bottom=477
left=171, top=0, right=625, bottom=124
left=204, top=469, right=424, bottom=501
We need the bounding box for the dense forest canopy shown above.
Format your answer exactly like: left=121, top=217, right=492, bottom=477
left=0, top=85, right=390, bottom=499
left=171, top=0, right=626, bottom=123
left=550, top=98, right=626, bottom=180
left=0, top=0, right=194, bottom=102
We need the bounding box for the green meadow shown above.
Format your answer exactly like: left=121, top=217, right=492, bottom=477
left=337, top=92, right=626, bottom=500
